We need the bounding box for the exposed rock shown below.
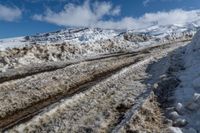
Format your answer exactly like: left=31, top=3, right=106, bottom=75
left=175, top=103, right=184, bottom=114
left=173, top=118, right=188, bottom=127
left=123, top=33, right=151, bottom=42
left=163, top=119, right=173, bottom=126
left=186, top=93, right=200, bottom=111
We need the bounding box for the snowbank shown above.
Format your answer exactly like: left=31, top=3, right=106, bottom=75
left=171, top=30, right=200, bottom=133
left=186, top=30, right=200, bottom=54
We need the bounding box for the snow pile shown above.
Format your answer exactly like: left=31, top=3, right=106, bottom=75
left=170, top=30, right=200, bottom=133
left=186, top=30, right=200, bottom=54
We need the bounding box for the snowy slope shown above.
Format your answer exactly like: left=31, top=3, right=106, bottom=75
left=0, top=24, right=198, bottom=72
left=0, top=37, right=27, bottom=51
left=166, top=30, right=200, bottom=133
left=127, top=24, right=197, bottom=42
left=0, top=28, right=121, bottom=50
left=27, top=28, right=121, bottom=44
left=0, top=24, right=198, bottom=51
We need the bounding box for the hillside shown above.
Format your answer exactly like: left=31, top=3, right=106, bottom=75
left=0, top=24, right=197, bottom=73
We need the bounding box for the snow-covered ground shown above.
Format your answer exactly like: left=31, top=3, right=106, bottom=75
left=0, top=37, right=27, bottom=51
left=165, top=30, right=200, bottom=133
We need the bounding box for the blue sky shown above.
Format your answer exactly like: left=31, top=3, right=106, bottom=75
left=0, top=0, right=200, bottom=39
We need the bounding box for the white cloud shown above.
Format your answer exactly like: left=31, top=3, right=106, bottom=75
left=0, top=4, right=22, bottom=21
left=136, top=9, right=200, bottom=28
left=33, top=1, right=200, bottom=30
left=33, top=0, right=120, bottom=27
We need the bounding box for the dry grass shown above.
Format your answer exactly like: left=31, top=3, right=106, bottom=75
left=1, top=40, right=188, bottom=132
left=0, top=54, right=142, bottom=125
left=118, top=94, right=165, bottom=133
left=0, top=40, right=136, bottom=71
left=6, top=58, right=154, bottom=133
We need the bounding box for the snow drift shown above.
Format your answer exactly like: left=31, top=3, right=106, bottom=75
left=167, top=30, right=200, bottom=133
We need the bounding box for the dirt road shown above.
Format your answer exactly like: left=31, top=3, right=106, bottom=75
left=0, top=41, right=190, bottom=133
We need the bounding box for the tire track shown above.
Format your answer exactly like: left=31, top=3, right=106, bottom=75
left=5, top=57, right=153, bottom=133
left=0, top=39, right=187, bottom=84
left=0, top=54, right=144, bottom=131
left=0, top=52, right=135, bottom=84
left=1, top=41, right=190, bottom=132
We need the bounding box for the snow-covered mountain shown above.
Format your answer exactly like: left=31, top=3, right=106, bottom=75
left=0, top=23, right=198, bottom=51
